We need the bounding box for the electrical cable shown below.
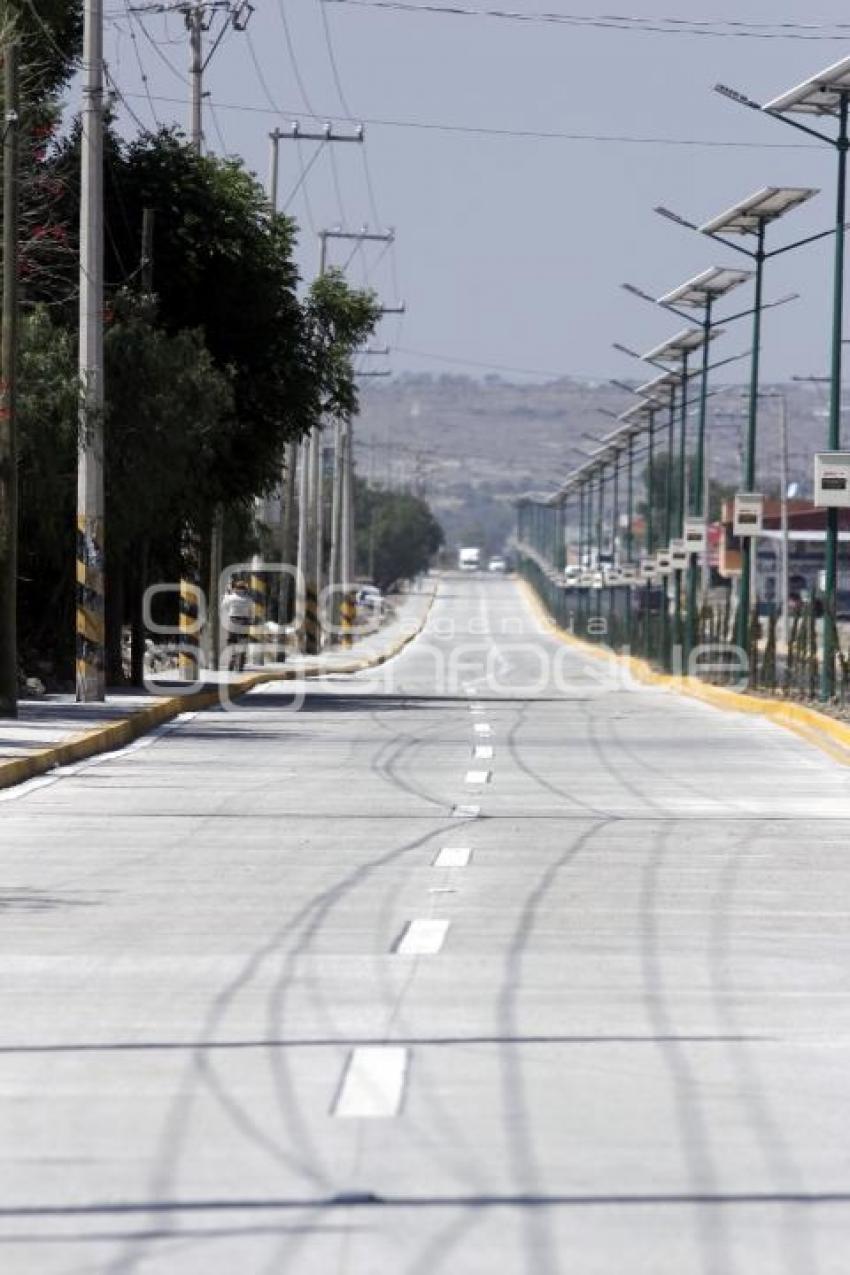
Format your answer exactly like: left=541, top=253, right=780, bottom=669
left=328, top=143, right=349, bottom=226
left=319, top=0, right=850, bottom=42
left=282, top=139, right=328, bottom=213
left=275, top=0, right=320, bottom=118
left=133, top=11, right=189, bottom=83
left=394, top=344, right=571, bottom=377
left=293, top=137, right=319, bottom=232
left=245, top=26, right=284, bottom=114
left=119, top=93, right=818, bottom=148
left=125, top=0, right=162, bottom=127
left=208, top=97, right=229, bottom=153
left=318, top=0, right=356, bottom=117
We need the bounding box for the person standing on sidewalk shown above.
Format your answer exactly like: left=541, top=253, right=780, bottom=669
left=221, top=579, right=253, bottom=672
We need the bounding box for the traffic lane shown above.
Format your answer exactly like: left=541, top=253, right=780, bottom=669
left=2, top=575, right=850, bottom=1272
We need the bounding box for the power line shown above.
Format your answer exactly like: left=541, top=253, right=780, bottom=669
left=124, top=0, right=161, bottom=127
left=245, top=25, right=283, bottom=114
left=275, top=0, right=319, bottom=119
left=318, top=0, right=356, bottom=117
left=319, top=0, right=850, bottom=41
left=119, top=93, right=819, bottom=148
left=395, top=344, right=571, bottom=378
left=318, top=0, right=389, bottom=238
left=131, top=11, right=189, bottom=83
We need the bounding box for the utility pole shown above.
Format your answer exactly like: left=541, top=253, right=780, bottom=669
left=267, top=124, right=363, bottom=637
left=187, top=3, right=203, bottom=149
left=0, top=36, right=19, bottom=717
left=77, top=0, right=106, bottom=703
left=306, top=228, right=394, bottom=652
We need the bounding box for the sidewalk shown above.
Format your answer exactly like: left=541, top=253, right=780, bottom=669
left=0, top=581, right=436, bottom=790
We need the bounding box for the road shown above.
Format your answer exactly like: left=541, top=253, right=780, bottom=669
left=2, top=573, right=850, bottom=1274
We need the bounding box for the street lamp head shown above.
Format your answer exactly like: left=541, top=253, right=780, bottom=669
left=657, top=266, right=753, bottom=309
left=700, top=187, right=818, bottom=237
left=764, top=55, right=850, bottom=118
left=643, top=327, right=721, bottom=364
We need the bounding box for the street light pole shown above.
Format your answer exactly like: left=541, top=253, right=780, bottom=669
left=688, top=297, right=713, bottom=656
left=739, top=219, right=766, bottom=655
left=824, top=93, right=849, bottom=696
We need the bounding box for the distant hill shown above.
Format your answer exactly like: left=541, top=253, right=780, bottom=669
left=357, top=373, right=831, bottom=553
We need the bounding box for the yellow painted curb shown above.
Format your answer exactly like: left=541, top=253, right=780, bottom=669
left=0, top=586, right=437, bottom=793
left=519, top=577, right=850, bottom=767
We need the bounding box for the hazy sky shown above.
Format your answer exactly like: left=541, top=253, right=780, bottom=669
left=101, top=1, right=850, bottom=384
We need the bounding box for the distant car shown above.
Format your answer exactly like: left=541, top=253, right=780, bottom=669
left=356, top=585, right=383, bottom=614
left=488, top=556, right=506, bottom=573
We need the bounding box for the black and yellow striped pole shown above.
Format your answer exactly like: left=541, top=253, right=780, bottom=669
left=178, top=577, right=200, bottom=680
left=302, top=428, right=321, bottom=655
left=250, top=555, right=267, bottom=666
left=76, top=516, right=106, bottom=699
left=341, top=423, right=356, bottom=652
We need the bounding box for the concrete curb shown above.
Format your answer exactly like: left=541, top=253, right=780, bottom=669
left=519, top=578, right=850, bottom=767
left=0, top=586, right=437, bottom=793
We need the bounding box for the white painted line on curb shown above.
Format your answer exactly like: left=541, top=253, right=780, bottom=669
left=434, top=846, right=471, bottom=868
left=397, top=918, right=450, bottom=955
left=474, top=723, right=492, bottom=736
left=474, top=745, right=494, bottom=760
left=465, top=769, right=491, bottom=785
left=333, top=1047, right=408, bottom=1118
left=452, top=804, right=480, bottom=818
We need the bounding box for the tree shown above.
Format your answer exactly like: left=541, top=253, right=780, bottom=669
left=640, top=452, right=735, bottom=536
left=16, top=307, right=78, bottom=677
left=355, top=481, right=444, bottom=591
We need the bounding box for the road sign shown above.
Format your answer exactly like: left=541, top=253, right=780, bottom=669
left=733, top=492, right=764, bottom=537
left=684, top=518, right=707, bottom=552
left=814, top=452, right=850, bottom=508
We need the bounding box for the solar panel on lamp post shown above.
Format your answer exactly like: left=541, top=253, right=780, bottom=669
left=643, top=330, right=722, bottom=663
left=657, top=269, right=753, bottom=657
left=656, top=187, right=819, bottom=663
left=636, top=370, right=681, bottom=666
left=757, top=57, right=850, bottom=698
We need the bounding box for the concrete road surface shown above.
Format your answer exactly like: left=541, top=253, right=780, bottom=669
left=2, top=574, right=850, bottom=1274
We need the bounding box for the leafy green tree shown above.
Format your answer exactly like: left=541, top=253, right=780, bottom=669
left=355, top=481, right=444, bottom=591
left=10, top=0, right=83, bottom=99
left=16, top=308, right=78, bottom=676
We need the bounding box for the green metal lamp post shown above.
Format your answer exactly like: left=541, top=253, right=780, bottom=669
left=758, top=60, right=850, bottom=698
left=657, top=188, right=821, bottom=664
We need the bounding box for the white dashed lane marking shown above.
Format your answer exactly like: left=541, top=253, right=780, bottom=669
left=465, top=769, right=491, bottom=785
left=434, top=846, right=471, bottom=868
left=452, top=804, right=480, bottom=818
left=474, top=723, right=492, bottom=736
left=474, top=745, right=494, bottom=760
left=397, top=918, right=450, bottom=955
left=333, top=1047, right=409, bottom=1118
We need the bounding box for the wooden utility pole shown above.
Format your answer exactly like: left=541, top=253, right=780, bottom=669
left=0, top=37, right=19, bottom=716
